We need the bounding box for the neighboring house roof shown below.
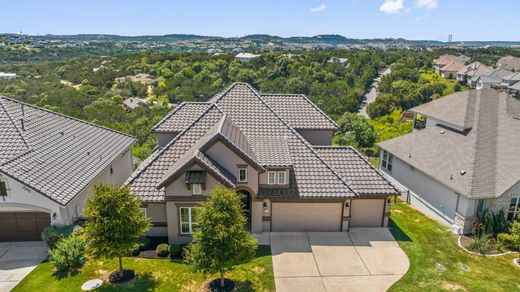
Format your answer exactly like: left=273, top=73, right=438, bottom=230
left=409, top=91, right=474, bottom=129
left=379, top=89, right=520, bottom=199
left=152, top=102, right=212, bottom=133
left=502, top=72, right=520, bottom=82
left=478, top=68, right=512, bottom=84
left=127, top=83, right=399, bottom=202
left=123, top=98, right=146, bottom=110
left=498, top=55, right=520, bottom=71
left=0, top=96, right=135, bottom=206
left=434, top=54, right=469, bottom=66
left=235, top=53, right=260, bottom=58
left=457, top=62, right=493, bottom=78
left=261, top=94, right=338, bottom=130
left=440, top=60, right=467, bottom=73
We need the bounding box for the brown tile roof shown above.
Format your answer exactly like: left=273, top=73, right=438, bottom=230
left=129, top=83, right=397, bottom=202
left=0, top=96, right=135, bottom=206
left=440, top=60, right=467, bottom=73
left=379, top=89, right=520, bottom=199
left=434, top=54, right=469, bottom=66
left=152, top=102, right=212, bottom=133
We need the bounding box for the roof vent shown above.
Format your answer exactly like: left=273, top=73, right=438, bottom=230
left=20, top=118, right=25, bottom=131
left=440, top=130, right=446, bottom=134
left=460, top=170, right=467, bottom=175
left=60, top=131, right=64, bottom=136
left=87, top=151, right=90, bottom=156
left=409, top=153, right=412, bottom=158
left=450, top=174, right=453, bottom=180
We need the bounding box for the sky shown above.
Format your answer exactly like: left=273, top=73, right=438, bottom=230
left=0, top=0, right=518, bottom=41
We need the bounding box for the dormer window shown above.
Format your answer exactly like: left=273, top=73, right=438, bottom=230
left=267, top=170, right=288, bottom=185
left=278, top=171, right=286, bottom=185
left=192, top=184, right=202, bottom=195
left=268, top=171, right=276, bottom=184
left=238, top=168, right=247, bottom=183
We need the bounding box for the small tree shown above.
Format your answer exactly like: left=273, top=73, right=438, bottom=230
left=509, top=220, right=520, bottom=259
left=185, top=186, right=257, bottom=289
left=82, top=185, right=150, bottom=280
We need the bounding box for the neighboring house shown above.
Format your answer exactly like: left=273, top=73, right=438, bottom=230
left=0, top=96, right=135, bottom=241
left=115, top=73, right=161, bottom=86
left=127, top=83, right=399, bottom=243
left=501, top=72, right=520, bottom=89
left=439, top=61, right=467, bottom=79
left=123, top=97, right=148, bottom=112
left=508, top=81, right=520, bottom=97
left=93, top=65, right=105, bottom=73
left=378, top=89, right=520, bottom=234
left=0, top=72, right=16, bottom=80
left=327, top=57, right=350, bottom=68
left=456, top=62, right=493, bottom=87
left=497, top=55, right=520, bottom=71
left=433, top=54, right=469, bottom=74
left=235, top=53, right=260, bottom=62
left=476, top=67, right=512, bottom=89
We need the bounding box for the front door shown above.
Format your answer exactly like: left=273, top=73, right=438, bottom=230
left=237, top=190, right=251, bottom=231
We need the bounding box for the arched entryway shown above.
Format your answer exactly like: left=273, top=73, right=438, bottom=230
left=237, top=190, right=252, bottom=231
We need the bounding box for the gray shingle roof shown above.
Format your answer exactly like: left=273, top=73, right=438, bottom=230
left=379, top=89, right=520, bottom=199
left=409, top=91, right=474, bottom=129
left=128, top=83, right=396, bottom=202
left=261, top=94, right=339, bottom=130
left=152, top=102, right=212, bottom=133
left=0, top=96, right=135, bottom=206
left=313, top=146, right=399, bottom=196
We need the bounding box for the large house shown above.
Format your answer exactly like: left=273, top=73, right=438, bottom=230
left=476, top=67, right=512, bottom=89
left=127, top=83, right=399, bottom=243
left=433, top=54, right=469, bottom=76
left=0, top=96, right=135, bottom=241
left=235, top=53, right=260, bottom=62
left=378, top=89, right=520, bottom=234
left=456, top=62, right=493, bottom=87
left=497, top=55, right=520, bottom=71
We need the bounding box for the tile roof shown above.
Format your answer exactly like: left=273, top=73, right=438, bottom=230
left=379, top=89, right=520, bottom=199
left=152, top=102, right=212, bottom=133
left=440, top=60, right=467, bottom=73
left=457, top=62, right=493, bottom=78
left=0, top=96, right=135, bottom=206
left=261, top=94, right=339, bottom=130
left=313, top=146, right=399, bottom=196
left=128, top=83, right=397, bottom=202
left=434, top=54, right=469, bottom=66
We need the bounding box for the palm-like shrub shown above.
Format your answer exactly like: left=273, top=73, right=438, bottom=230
left=467, top=234, right=491, bottom=255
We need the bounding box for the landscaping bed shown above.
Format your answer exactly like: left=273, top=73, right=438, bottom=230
left=13, top=246, right=274, bottom=291
left=459, top=235, right=512, bottom=256
left=388, top=201, right=520, bottom=291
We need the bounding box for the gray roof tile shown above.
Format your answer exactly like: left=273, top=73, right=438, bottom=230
left=0, top=96, right=135, bottom=206
left=152, top=102, right=212, bottom=133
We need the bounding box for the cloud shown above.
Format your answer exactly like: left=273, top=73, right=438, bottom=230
left=379, top=0, right=405, bottom=14
left=415, top=0, right=437, bottom=10
left=310, top=4, right=327, bottom=12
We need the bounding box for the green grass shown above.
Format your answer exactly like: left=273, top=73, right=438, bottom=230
left=13, top=246, right=274, bottom=292
left=388, top=201, right=520, bottom=291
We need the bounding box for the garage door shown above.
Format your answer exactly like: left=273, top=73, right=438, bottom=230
left=271, top=203, right=342, bottom=231
left=349, top=199, right=385, bottom=227
left=0, top=212, right=51, bottom=241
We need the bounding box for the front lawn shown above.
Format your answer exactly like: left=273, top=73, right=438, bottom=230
left=14, top=246, right=274, bottom=292
left=388, top=201, right=520, bottom=291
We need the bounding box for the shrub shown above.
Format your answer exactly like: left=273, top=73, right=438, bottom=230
left=467, top=234, right=491, bottom=255
left=497, top=233, right=515, bottom=250
left=156, top=243, right=169, bottom=257
left=132, top=237, right=152, bottom=256
left=49, top=234, right=86, bottom=272
left=169, top=244, right=185, bottom=258
left=41, top=225, right=75, bottom=249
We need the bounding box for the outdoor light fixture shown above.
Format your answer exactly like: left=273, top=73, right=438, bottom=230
left=263, top=201, right=268, bottom=212
left=52, top=212, right=57, bottom=220
left=345, top=202, right=350, bottom=208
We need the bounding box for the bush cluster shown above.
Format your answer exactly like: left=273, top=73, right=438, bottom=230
left=48, top=233, right=86, bottom=272
left=41, top=225, right=75, bottom=249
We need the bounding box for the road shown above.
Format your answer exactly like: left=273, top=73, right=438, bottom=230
left=358, top=67, right=391, bottom=117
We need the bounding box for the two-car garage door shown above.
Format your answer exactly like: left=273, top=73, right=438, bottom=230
left=271, top=199, right=386, bottom=231
left=0, top=212, right=51, bottom=241
left=271, top=203, right=343, bottom=231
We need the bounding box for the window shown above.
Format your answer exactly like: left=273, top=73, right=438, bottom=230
left=192, top=184, right=202, bottom=195
left=238, top=168, right=247, bottom=182
left=507, top=197, right=520, bottom=221
left=139, top=208, right=147, bottom=218
left=277, top=171, right=286, bottom=185
left=382, top=151, right=393, bottom=172
left=268, top=171, right=276, bottom=184
left=180, top=207, right=198, bottom=234
left=0, top=180, right=8, bottom=198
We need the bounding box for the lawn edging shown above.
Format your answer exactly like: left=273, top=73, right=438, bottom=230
left=457, top=236, right=515, bottom=257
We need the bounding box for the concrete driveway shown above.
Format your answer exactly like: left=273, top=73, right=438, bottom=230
left=0, top=241, right=47, bottom=291
left=270, top=228, right=409, bottom=292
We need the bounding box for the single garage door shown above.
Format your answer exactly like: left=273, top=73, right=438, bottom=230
left=0, top=212, right=51, bottom=241
left=271, top=203, right=342, bottom=231
left=349, top=199, right=385, bottom=227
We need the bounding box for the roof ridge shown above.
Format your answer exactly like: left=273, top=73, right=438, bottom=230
left=126, top=104, right=219, bottom=186
left=0, top=96, right=135, bottom=140
left=220, top=83, right=357, bottom=196
left=151, top=101, right=212, bottom=132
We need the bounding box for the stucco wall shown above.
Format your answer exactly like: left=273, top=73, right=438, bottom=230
left=164, top=165, right=222, bottom=197
left=296, top=129, right=334, bottom=145
left=0, top=147, right=133, bottom=226
left=145, top=203, right=168, bottom=237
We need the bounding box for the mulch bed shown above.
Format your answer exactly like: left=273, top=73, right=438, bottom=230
left=205, top=278, right=236, bottom=292
left=459, top=235, right=506, bottom=256
left=108, top=269, right=135, bottom=284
